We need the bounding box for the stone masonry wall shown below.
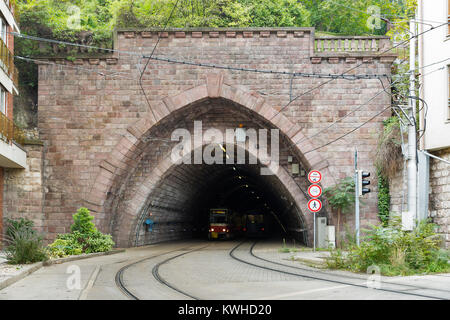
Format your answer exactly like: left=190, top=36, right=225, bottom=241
left=36, top=28, right=394, bottom=245
left=429, top=148, right=450, bottom=248
left=3, top=144, right=46, bottom=234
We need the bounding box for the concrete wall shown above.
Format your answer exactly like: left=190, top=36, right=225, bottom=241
left=418, top=0, right=450, bottom=150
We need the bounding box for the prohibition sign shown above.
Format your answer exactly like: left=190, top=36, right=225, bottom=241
left=308, top=184, right=322, bottom=198
left=308, top=170, right=322, bottom=184
left=307, top=199, right=322, bottom=213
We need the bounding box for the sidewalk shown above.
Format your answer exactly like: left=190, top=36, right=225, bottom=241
left=0, top=251, right=6, bottom=265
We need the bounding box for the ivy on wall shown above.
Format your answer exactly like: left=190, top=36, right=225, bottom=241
left=377, top=168, right=390, bottom=226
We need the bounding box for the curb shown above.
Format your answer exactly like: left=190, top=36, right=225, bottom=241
left=291, top=257, right=328, bottom=268
left=0, top=249, right=125, bottom=291
left=0, top=262, right=44, bottom=291
left=43, top=249, right=125, bottom=266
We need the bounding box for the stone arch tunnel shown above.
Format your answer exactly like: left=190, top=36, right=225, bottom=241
left=100, top=91, right=324, bottom=247
left=6, top=28, right=394, bottom=248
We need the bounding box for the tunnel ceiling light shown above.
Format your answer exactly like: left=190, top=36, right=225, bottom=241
left=238, top=176, right=242, bottom=179
left=245, top=184, right=248, bottom=188
left=233, top=167, right=236, bottom=171
left=235, top=126, right=246, bottom=143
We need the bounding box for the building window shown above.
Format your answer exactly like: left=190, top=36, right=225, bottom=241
left=0, top=86, right=6, bottom=115
left=0, top=17, right=6, bottom=45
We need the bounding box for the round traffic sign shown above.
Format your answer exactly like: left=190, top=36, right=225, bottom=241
left=308, top=184, right=322, bottom=198
left=307, top=199, right=322, bottom=213
left=308, top=170, right=322, bottom=183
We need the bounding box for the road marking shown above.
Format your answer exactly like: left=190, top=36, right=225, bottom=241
left=79, top=265, right=101, bottom=300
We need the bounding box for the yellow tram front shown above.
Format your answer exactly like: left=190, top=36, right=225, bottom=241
left=208, top=208, right=232, bottom=240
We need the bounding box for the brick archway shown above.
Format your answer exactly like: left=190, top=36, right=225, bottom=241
left=85, top=73, right=336, bottom=246
left=119, top=141, right=314, bottom=247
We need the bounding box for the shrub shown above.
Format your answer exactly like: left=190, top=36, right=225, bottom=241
left=5, top=218, right=35, bottom=244
left=70, top=207, right=97, bottom=234
left=47, top=238, right=83, bottom=258
left=47, top=208, right=114, bottom=257
left=4, top=219, right=48, bottom=264
left=327, top=219, right=450, bottom=276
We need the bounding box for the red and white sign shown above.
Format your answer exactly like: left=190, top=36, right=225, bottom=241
left=307, top=199, right=322, bottom=213
left=308, top=184, right=322, bottom=198
left=308, top=170, right=322, bottom=184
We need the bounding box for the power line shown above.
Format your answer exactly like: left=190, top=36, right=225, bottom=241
left=303, top=104, right=392, bottom=155
left=268, top=21, right=448, bottom=123
left=139, top=0, right=180, bottom=122
left=9, top=32, right=389, bottom=80
left=294, top=77, right=402, bottom=146
left=15, top=55, right=135, bottom=80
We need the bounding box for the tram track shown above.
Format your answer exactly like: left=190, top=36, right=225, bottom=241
left=249, top=241, right=450, bottom=296
left=229, top=240, right=448, bottom=300
left=115, top=244, right=208, bottom=300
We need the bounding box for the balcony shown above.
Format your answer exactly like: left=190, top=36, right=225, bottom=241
left=3, top=0, right=19, bottom=23
left=0, top=111, right=26, bottom=168
left=0, top=37, right=18, bottom=92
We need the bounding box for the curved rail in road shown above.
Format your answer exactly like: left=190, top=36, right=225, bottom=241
left=115, top=245, right=208, bottom=300
left=229, top=240, right=448, bottom=300
left=249, top=241, right=450, bottom=297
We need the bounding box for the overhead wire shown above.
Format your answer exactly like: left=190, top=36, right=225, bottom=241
left=139, top=0, right=180, bottom=121
left=9, top=32, right=389, bottom=80
left=268, top=21, right=448, bottom=124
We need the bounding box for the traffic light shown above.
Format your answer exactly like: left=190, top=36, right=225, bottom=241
left=357, top=170, right=371, bottom=196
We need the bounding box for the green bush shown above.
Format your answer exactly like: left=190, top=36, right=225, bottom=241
left=47, top=208, right=114, bottom=258
left=47, top=238, right=83, bottom=258
left=70, top=207, right=97, bottom=234
left=327, top=219, right=450, bottom=276
left=4, top=219, right=48, bottom=264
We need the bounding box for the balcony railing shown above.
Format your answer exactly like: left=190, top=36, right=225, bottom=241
left=314, top=36, right=391, bottom=53
left=0, top=37, right=18, bottom=87
left=0, top=111, right=24, bottom=145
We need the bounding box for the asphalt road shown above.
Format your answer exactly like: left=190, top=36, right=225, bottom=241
left=1, top=239, right=449, bottom=300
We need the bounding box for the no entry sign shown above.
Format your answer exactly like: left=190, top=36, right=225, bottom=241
left=307, top=199, right=322, bottom=213
left=308, top=184, right=322, bottom=198
left=308, top=170, right=322, bottom=183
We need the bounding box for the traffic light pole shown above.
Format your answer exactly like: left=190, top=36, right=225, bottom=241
left=355, top=149, right=360, bottom=246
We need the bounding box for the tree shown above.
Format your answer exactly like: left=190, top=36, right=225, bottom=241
left=70, top=207, right=97, bottom=234
left=324, top=177, right=355, bottom=247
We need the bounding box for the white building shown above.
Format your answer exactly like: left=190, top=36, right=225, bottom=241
left=418, top=0, right=450, bottom=247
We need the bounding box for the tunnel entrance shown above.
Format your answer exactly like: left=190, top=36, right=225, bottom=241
left=136, top=158, right=304, bottom=246
left=99, top=89, right=326, bottom=248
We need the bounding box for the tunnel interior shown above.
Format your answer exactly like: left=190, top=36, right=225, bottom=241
left=108, top=97, right=313, bottom=247
left=136, top=159, right=306, bottom=246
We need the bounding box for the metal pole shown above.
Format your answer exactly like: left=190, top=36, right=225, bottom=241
left=313, top=212, right=316, bottom=252
left=355, top=149, right=360, bottom=246
left=407, top=18, right=418, bottom=224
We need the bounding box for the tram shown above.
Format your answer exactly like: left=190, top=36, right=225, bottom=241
left=243, top=211, right=267, bottom=238
left=208, top=208, right=233, bottom=240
